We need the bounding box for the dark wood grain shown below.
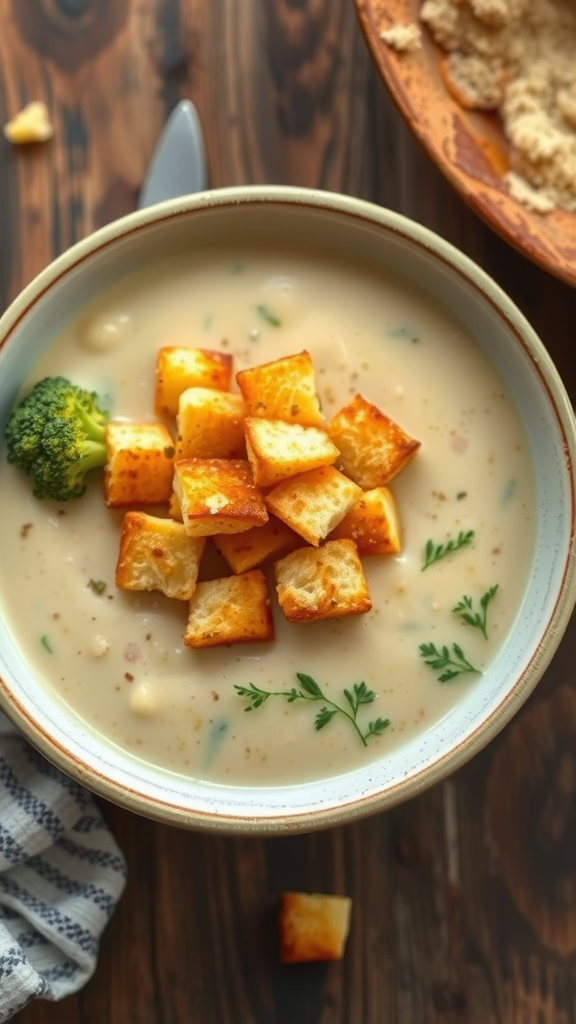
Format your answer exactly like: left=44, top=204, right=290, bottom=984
left=2, top=0, right=576, bottom=1021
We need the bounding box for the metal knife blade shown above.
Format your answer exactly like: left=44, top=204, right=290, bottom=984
left=138, top=99, right=207, bottom=210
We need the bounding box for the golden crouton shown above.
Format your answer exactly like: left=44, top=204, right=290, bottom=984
left=173, top=458, right=268, bottom=536
left=274, top=539, right=372, bottom=623
left=279, top=892, right=353, bottom=963
left=265, top=465, right=362, bottom=546
left=104, top=422, right=175, bottom=508
left=244, top=417, right=338, bottom=488
left=327, top=393, right=421, bottom=488
left=115, top=512, right=206, bottom=601
left=329, top=486, right=402, bottom=555
left=169, top=488, right=183, bottom=521
left=176, top=387, right=247, bottom=459
left=236, top=350, right=323, bottom=426
left=213, top=515, right=299, bottom=574
left=184, top=569, right=274, bottom=647
left=155, top=347, right=232, bottom=417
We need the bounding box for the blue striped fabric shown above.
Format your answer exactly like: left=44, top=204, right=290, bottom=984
left=0, top=716, right=126, bottom=1021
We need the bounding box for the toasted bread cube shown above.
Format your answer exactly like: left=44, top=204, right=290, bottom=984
left=274, top=539, right=372, bottom=623
left=279, top=892, right=353, bottom=963
left=329, top=487, right=402, bottom=555
left=104, top=422, right=175, bottom=507
left=327, top=394, right=421, bottom=488
left=184, top=570, right=274, bottom=647
left=213, top=516, right=299, bottom=574
left=155, top=347, right=232, bottom=417
left=236, top=350, right=323, bottom=426
left=176, top=387, right=247, bottom=459
left=169, top=488, right=183, bottom=521
left=173, top=458, right=268, bottom=537
left=115, top=512, right=206, bottom=601
left=244, top=417, right=338, bottom=488
left=265, top=465, right=362, bottom=546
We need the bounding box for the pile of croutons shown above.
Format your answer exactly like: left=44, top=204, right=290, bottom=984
left=106, top=347, right=420, bottom=648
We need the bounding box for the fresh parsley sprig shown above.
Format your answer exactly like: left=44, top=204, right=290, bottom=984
left=234, top=672, right=390, bottom=747
left=419, top=642, right=480, bottom=683
left=421, top=530, right=475, bottom=571
left=452, top=585, right=499, bottom=640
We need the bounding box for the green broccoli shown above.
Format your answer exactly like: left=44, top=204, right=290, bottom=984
left=4, top=376, right=109, bottom=500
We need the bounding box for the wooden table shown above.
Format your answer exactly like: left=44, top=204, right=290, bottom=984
left=2, top=1, right=576, bottom=1021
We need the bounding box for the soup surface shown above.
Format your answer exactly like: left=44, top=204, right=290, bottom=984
left=0, top=245, right=535, bottom=785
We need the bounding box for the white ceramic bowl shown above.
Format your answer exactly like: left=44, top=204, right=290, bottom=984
left=0, top=186, right=575, bottom=834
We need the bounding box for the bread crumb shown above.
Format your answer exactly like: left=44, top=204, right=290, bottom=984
left=279, top=892, right=352, bottom=963
left=89, top=634, right=109, bottom=658
left=4, top=101, right=53, bottom=144
left=505, top=170, right=556, bottom=213
left=420, top=0, right=576, bottom=212
left=380, top=22, right=422, bottom=53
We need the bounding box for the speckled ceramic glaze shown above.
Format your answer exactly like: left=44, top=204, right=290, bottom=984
left=355, top=0, right=576, bottom=290
left=0, top=187, right=575, bottom=834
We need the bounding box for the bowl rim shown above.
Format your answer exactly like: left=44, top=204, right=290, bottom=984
left=1, top=183, right=575, bottom=834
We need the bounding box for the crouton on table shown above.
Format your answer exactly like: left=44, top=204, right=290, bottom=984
left=329, top=486, right=402, bottom=555
left=155, top=346, right=232, bottom=417
left=115, top=511, right=206, bottom=600
left=173, top=458, right=268, bottom=536
left=184, top=569, right=274, bottom=647
left=176, top=387, right=247, bottom=459
left=274, top=538, right=372, bottom=622
left=279, top=892, right=353, bottom=963
left=244, top=417, right=338, bottom=488
left=265, top=465, right=362, bottom=546
left=236, top=350, right=323, bottom=426
left=104, top=421, right=175, bottom=507
left=327, top=393, right=420, bottom=488
left=214, top=515, right=299, bottom=574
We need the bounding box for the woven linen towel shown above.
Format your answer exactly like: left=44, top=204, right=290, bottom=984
left=0, top=712, right=127, bottom=1021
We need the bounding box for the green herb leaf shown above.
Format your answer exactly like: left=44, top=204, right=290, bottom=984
left=256, top=303, right=281, bottom=327
left=41, top=634, right=54, bottom=654
left=234, top=672, right=390, bottom=747
left=452, top=584, right=499, bottom=639
left=353, top=682, right=376, bottom=706
left=233, top=682, right=271, bottom=709
left=315, top=707, right=338, bottom=731
left=365, top=718, right=391, bottom=739
left=421, top=530, right=475, bottom=571
left=296, top=672, right=323, bottom=698
left=419, top=642, right=480, bottom=683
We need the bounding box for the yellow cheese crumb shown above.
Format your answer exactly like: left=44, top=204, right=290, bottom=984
left=4, top=102, right=54, bottom=144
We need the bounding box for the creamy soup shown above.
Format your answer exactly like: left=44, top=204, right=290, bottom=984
left=0, top=245, right=535, bottom=786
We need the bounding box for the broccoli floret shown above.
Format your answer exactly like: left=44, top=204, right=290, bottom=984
left=4, top=376, right=109, bottom=501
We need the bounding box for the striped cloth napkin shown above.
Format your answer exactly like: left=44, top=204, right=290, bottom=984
left=0, top=713, right=126, bottom=1021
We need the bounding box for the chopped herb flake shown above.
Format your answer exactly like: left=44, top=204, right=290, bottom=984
left=88, top=579, right=107, bottom=596
left=41, top=635, right=54, bottom=654
left=256, top=304, right=281, bottom=327
left=388, top=325, right=419, bottom=343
